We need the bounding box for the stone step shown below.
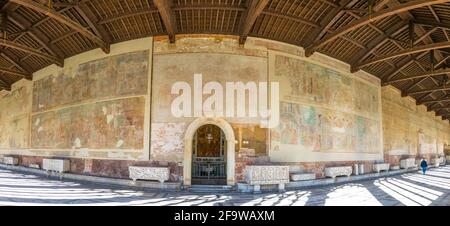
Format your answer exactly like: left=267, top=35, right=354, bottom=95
left=187, top=185, right=233, bottom=193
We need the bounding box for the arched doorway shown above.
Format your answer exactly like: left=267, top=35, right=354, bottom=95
left=192, top=124, right=226, bottom=185
left=184, top=118, right=235, bottom=186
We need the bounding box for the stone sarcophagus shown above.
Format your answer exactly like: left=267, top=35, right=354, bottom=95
left=400, top=158, right=417, bottom=169
left=373, top=163, right=390, bottom=173
left=129, top=166, right=170, bottom=183
left=324, top=166, right=352, bottom=178
left=43, top=159, right=70, bottom=173
left=431, top=158, right=442, bottom=167
left=3, top=157, right=18, bottom=166
left=290, top=173, right=316, bottom=181
left=245, top=165, right=289, bottom=193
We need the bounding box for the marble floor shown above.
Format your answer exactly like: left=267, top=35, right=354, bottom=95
left=0, top=166, right=449, bottom=206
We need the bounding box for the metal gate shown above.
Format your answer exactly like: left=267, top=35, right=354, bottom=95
left=192, top=125, right=226, bottom=182
left=192, top=157, right=226, bottom=180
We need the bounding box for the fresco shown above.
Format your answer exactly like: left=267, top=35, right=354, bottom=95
left=31, top=97, right=145, bottom=149
left=0, top=85, right=31, bottom=149
left=152, top=53, right=267, bottom=123
left=270, top=54, right=382, bottom=155
left=32, top=50, right=149, bottom=112
left=382, top=87, right=450, bottom=156
left=274, top=55, right=379, bottom=118
left=150, top=123, right=185, bottom=162
left=271, top=102, right=380, bottom=153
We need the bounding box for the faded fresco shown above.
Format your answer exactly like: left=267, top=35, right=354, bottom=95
left=270, top=54, right=382, bottom=155
left=0, top=84, right=31, bottom=149
left=31, top=97, right=145, bottom=150
left=32, top=50, right=149, bottom=112
left=271, top=102, right=380, bottom=153
left=150, top=123, right=185, bottom=162
left=382, top=87, right=450, bottom=156
left=152, top=53, right=267, bottom=123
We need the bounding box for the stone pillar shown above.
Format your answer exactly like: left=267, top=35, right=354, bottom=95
left=359, top=164, right=364, bottom=175
left=253, top=184, right=261, bottom=194
left=278, top=183, right=285, bottom=193
left=354, top=164, right=359, bottom=175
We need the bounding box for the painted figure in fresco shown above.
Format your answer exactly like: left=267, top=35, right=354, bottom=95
left=420, top=158, right=428, bottom=175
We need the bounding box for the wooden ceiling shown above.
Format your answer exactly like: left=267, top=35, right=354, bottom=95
left=1, top=0, right=450, bottom=120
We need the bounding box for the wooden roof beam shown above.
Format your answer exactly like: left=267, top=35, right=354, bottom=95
left=305, top=0, right=450, bottom=57
left=307, top=0, right=356, bottom=47
left=408, top=86, right=450, bottom=96
left=238, top=0, right=269, bottom=45
left=0, top=50, right=33, bottom=75
left=10, top=0, right=110, bottom=54
left=419, top=98, right=450, bottom=105
left=0, top=77, right=11, bottom=91
left=0, top=39, right=63, bottom=67
left=75, top=3, right=112, bottom=47
left=354, top=41, right=450, bottom=71
left=383, top=68, right=450, bottom=85
left=354, top=22, right=409, bottom=64
left=6, top=9, right=64, bottom=59
left=153, top=0, right=177, bottom=43
left=0, top=67, right=31, bottom=78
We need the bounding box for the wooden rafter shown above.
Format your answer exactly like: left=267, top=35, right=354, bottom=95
left=305, top=0, right=450, bottom=57
left=238, top=0, right=269, bottom=45
left=413, top=20, right=450, bottom=31
left=0, top=67, right=30, bottom=78
left=354, top=41, right=450, bottom=71
left=0, top=77, right=11, bottom=91
left=409, top=86, right=450, bottom=96
left=75, top=3, right=112, bottom=47
left=420, top=98, right=450, bottom=105
left=0, top=51, right=32, bottom=74
left=10, top=0, right=110, bottom=54
left=307, top=0, right=356, bottom=47
left=153, top=0, right=177, bottom=43
left=354, top=22, right=409, bottom=64
left=6, top=9, right=64, bottom=58
left=0, top=39, right=63, bottom=67
left=383, top=68, right=450, bottom=85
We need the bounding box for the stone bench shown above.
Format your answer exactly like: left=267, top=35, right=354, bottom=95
left=324, top=166, right=352, bottom=179
left=290, top=173, right=316, bottom=181
left=245, top=165, right=289, bottom=193
left=373, top=163, right=390, bottom=173
left=129, top=166, right=170, bottom=183
left=400, top=158, right=417, bottom=169
left=390, top=165, right=400, bottom=171
left=3, top=157, right=18, bottom=166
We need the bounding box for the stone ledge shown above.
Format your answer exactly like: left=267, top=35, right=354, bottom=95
left=237, top=167, right=424, bottom=193
left=0, top=164, right=181, bottom=191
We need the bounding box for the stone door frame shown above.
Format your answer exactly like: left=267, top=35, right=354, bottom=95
left=183, top=117, right=235, bottom=186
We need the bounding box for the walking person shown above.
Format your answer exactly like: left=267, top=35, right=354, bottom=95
left=420, top=158, right=428, bottom=175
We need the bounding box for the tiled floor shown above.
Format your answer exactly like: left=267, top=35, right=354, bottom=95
left=0, top=166, right=449, bottom=206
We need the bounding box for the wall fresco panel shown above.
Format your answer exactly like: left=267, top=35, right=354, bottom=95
left=32, top=51, right=149, bottom=112
left=31, top=97, right=145, bottom=149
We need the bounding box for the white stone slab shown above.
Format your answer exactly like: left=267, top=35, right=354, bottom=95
left=43, top=159, right=70, bottom=173
left=324, top=166, right=352, bottom=178
left=400, top=158, right=417, bottom=169
left=373, top=163, right=390, bottom=173
left=129, top=166, right=170, bottom=183
left=3, top=157, right=18, bottom=166
left=290, top=173, right=316, bottom=181
left=29, top=164, right=40, bottom=169
left=245, top=165, right=290, bottom=185
left=390, top=165, right=400, bottom=170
